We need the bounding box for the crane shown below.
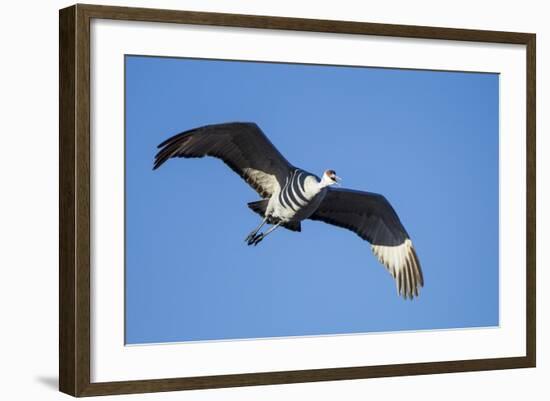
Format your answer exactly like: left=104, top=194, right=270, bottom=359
left=154, top=122, right=423, bottom=299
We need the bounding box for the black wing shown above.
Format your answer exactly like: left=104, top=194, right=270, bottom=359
left=154, top=122, right=293, bottom=198
left=310, top=188, right=423, bottom=299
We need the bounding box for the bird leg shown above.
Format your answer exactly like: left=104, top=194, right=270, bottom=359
left=244, top=216, right=269, bottom=243
left=248, top=222, right=281, bottom=246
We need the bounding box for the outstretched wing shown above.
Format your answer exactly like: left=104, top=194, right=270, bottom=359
left=154, top=122, right=293, bottom=198
left=309, top=188, right=423, bottom=299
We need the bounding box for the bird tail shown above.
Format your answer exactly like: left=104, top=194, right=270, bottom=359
left=247, top=200, right=301, bottom=232
left=247, top=199, right=269, bottom=216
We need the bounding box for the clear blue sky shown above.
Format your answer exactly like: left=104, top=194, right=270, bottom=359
left=125, top=55, right=499, bottom=344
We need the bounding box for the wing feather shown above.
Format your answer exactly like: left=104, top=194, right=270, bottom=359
left=154, top=122, right=293, bottom=198
left=310, top=188, right=424, bottom=299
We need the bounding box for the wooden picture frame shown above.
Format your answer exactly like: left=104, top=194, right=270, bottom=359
left=59, top=3, right=536, bottom=397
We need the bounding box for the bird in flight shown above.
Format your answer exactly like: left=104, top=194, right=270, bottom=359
left=154, top=122, right=423, bottom=299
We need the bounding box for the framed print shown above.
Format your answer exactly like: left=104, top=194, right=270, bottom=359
left=59, top=4, right=536, bottom=397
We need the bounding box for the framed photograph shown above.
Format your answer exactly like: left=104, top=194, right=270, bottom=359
left=59, top=4, right=536, bottom=397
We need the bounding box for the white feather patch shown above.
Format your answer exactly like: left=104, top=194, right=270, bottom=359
left=371, top=239, right=423, bottom=299
left=242, top=167, right=280, bottom=196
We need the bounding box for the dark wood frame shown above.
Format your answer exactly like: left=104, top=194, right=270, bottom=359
left=59, top=3, right=536, bottom=397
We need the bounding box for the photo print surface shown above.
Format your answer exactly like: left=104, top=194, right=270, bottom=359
left=124, top=55, right=499, bottom=344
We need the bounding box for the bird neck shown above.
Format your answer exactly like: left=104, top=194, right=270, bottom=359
left=317, top=174, right=333, bottom=189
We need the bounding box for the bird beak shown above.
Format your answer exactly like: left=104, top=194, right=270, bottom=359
left=334, top=176, right=342, bottom=185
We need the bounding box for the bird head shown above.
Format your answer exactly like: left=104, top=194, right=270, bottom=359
left=322, top=169, right=342, bottom=187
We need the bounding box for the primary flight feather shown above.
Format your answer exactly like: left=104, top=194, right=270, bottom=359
left=154, top=122, right=424, bottom=299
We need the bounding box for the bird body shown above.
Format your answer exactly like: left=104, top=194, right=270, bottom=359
left=154, top=122, right=424, bottom=299
left=268, top=168, right=328, bottom=224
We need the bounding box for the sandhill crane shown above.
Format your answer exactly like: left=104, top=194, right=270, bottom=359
left=154, top=122, right=423, bottom=299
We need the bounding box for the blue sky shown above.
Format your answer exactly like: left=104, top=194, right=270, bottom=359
left=125, top=55, right=499, bottom=344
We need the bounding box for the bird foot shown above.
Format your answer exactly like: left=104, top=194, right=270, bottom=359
left=247, top=233, right=264, bottom=246
left=244, top=231, right=258, bottom=243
